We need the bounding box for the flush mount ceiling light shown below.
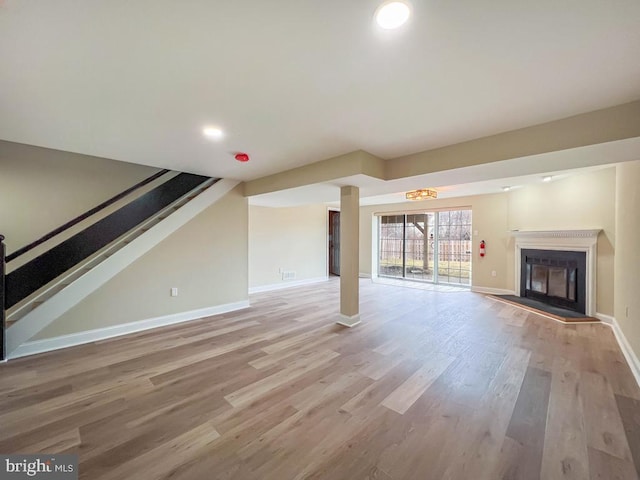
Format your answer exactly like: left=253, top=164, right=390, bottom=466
left=502, top=186, right=512, bottom=192
left=375, top=1, right=411, bottom=29
left=542, top=175, right=553, bottom=182
left=202, top=126, right=224, bottom=140
left=406, top=188, right=437, bottom=200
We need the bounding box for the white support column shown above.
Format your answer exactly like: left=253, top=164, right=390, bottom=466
left=337, top=186, right=360, bottom=327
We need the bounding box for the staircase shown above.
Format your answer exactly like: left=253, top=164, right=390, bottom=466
left=0, top=172, right=239, bottom=359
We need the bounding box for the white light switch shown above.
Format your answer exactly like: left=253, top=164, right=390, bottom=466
left=171, top=287, right=178, bottom=297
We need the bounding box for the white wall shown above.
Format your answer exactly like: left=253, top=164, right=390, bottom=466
left=249, top=204, right=328, bottom=289
left=0, top=140, right=159, bottom=254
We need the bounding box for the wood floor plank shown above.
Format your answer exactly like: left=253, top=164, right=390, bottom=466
left=541, top=356, right=590, bottom=480
left=588, top=447, right=639, bottom=480
left=581, top=371, right=634, bottom=461
left=223, top=349, right=340, bottom=407
left=616, top=394, right=640, bottom=478
left=1, top=279, right=638, bottom=480
left=380, top=351, right=455, bottom=414
left=504, top=366, right=553, bottom=479
left=93, top=421, right=220, bottom=480
left=440, top=346, right=532, bottom=480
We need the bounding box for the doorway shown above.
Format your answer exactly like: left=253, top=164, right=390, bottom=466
left=328, top=210, right=340, bottom=276
left=378, top=209, right=472, bottom=285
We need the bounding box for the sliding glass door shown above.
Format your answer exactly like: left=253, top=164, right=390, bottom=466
left=378, top=209, right=471, bottom=286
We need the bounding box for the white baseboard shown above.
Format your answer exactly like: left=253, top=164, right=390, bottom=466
left=594, top=312, right=614, bottom=325
left=471, top=286, right=516, bottom=296
left=249, top=276, right=328, bottom=294
left=337, top=313, right=361, bottom=328
left=607, top=317, right=640, bottom=388
left=8, top=300, right=249, bottom=360
left=359, top=273, right=372, bottom=279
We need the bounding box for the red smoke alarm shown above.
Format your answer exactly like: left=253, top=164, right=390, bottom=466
left=235, top=152, right=250, bottom=162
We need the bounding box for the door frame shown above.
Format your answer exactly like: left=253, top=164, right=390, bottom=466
left=327, top=207, right=340, bottom=277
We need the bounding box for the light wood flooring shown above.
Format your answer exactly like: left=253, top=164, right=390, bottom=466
left=1, top=279, right=639, bottom=479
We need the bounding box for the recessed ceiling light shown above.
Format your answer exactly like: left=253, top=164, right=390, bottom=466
left=542, top=176, right=552, bottom=182
left=502, top=186, right=511, bottom=192
left=203, top=126, right=224, bottom=139
left=375, top=1, right=411, bottom=30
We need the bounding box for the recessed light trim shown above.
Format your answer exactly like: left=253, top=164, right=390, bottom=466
left=203, top=126, right=224, bottom=140
left=542, top=175, right=553, bottom=182
left=502, top=186, right=511, bottom=192
left=375, top=1, right=411, bottom=30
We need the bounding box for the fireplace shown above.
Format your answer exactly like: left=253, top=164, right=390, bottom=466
left=520, top=249, right=586, bottom=313
left=511, top=230, right=600, bottom=317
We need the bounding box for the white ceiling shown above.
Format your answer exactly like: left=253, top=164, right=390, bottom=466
left=1, top=0, right=639, bottom=182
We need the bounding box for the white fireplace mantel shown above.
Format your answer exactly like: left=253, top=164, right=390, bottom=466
left=511, top=229, right=602, bottom=316
left=511, top=229, right=601, bottom=239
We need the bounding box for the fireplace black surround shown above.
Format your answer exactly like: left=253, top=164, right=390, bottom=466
left=520, top=249, right=587, bottom=314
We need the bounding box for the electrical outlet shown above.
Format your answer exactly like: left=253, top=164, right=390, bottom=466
left=171, top=287, right=178, bottom=297
left=626, top=306, right=630, bottom=318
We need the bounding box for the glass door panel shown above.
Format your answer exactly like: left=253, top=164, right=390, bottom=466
left=379, top=215, right=404, bottom=278
left=404, top=214, right=435, bottom=282
left=437, top=210, right=472, bottom=285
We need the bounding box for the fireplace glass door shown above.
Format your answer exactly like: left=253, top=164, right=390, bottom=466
left=521, top=249, right=586, bottom=313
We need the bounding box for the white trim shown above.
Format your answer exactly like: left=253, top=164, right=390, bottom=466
left=248, top=276, right=329, bottom=294
left=359, top=273, right=372, bottom=278
left=6, top=179, right=240, bottom=356
left=512, top=229, right=601, bottom=317
left=510, top=229, right=601, bottom=239
left=471, top=286, right=516, bottom=296
left=607, top=318, right=640, bottom=388
left=8, top=300, right=250, bottom=359
left=337, top=313, right=361, bottom=328
left=594, top=312, right=614, bottom=325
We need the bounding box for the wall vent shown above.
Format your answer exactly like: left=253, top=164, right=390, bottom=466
left=282, top=271, right=296, bottom=281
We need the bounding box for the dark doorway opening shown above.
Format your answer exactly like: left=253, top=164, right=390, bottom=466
left=328, top=210, right=340, bottom=276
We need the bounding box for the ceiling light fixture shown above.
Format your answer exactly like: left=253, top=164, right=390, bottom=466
left=203, top=126, right=224, bottom=139
left=542, top=175, right=552, bottom=182
left=375, top=1, right=411, bottom=29
left=502, top=186, right=511, bottom=192
left=406, top=188, right=437, bottom=201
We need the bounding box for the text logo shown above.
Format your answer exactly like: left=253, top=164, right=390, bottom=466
left=0, top=455, right=77, bottom=480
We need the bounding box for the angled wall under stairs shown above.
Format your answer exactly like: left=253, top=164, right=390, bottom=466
left=5, top=178, right=243, bottom=358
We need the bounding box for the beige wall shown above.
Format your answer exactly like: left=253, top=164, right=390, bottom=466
left=506, top=167, right=616, bottom=315
left=249, top=204, right=327, bottom=288
left=34, top=186, right=248, bottom=339
left=360, top=193, right=511, bottom=291
left=615, top=160, right=640, bottom=360
left=360, top=167, right=616, bottom=313
left=0, top=140, right=159, bottom=254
